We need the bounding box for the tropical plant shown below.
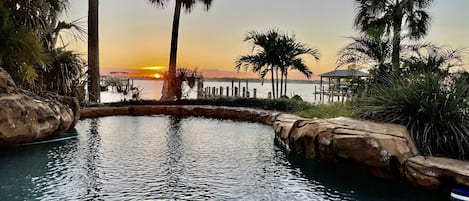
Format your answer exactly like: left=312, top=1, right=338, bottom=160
left=0, top=0, right=87, bottom=98
left=356, top=72, right=469, bottom=160
left=41, top=47, right=86, bottom=96
left=236, top=29, right=282, bottom=99
left=337, top=35, right=392, bottom=82
left=148, top=0, right=214, bottom=101
left=354, top=0, right=434, bottom=73
left=176, top=67, right=199, bottom=99
left=278, top=34, right=319, bottom=96
left=236, top=29, right=318, bottom=99
left=402, top=44, right=465, bottom=76
left=0, top=2, right=46, bottom=86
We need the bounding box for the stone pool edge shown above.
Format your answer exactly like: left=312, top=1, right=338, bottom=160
left=80, top=105, right=469, bottom=190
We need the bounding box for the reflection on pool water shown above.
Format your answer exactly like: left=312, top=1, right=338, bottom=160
left=0, top=116, right=446, bottom=200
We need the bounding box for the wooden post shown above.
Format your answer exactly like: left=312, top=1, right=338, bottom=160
left=212, top=87, right=216, bottom=97
left=220, top=87, right=224, bottom=96
left=314, top=86, right=317, bottom=101
left=246, top=80, right=249, bottom=92
left=253, top=89, right=257, bottom=98
left=226, top=87, right=229, bottom=97
left=235, top=87, right=239, bottom=97
left=242, top=87, right=246, bottom=98
left=319, top=77, right=323, bottom=102
left=231, top=80, right=234, bottom=96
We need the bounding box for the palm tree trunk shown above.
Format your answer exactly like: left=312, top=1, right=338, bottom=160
left=275, top=66, right=279, bottom=99
left=284, top=72, right=288, bottom=96
left=280, top=72, right=283, bottom=97
left=270, top=66, right=275, bottom=99
left=391, top=19, right=402, bottom=74
left=161, top=0, right=182, bottom=101
left=88, top=0, right=100, bottom=103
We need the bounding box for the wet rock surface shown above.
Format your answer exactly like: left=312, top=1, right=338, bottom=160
left=0, top=67, right=79, bottom=145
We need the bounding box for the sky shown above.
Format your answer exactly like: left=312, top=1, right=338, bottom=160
left=64, top=0, right=469, bottom=79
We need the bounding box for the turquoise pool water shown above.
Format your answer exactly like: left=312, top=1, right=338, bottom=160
left=0, top=116, right=446, bottom=200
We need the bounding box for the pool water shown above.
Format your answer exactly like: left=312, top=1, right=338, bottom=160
left=0, top=116, right=447, bottom=200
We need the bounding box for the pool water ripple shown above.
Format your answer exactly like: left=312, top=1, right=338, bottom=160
left=0, top=116, right=447, bottom=200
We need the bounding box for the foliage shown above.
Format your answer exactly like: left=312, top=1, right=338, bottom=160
left=402, top=43, right=466, bottom=76
left=336, top=35, right=392, bottom=83
left=236, top=29, right=319, bottom=99
left=40, top=48, right=86, bottom=96
left=355, top=73, right=469, bottom=160
left=176, top=67, right=199, bottom=99
left=0, top=3, right=46, bottom=85
left=295, top=103, right=357, bottom=119
left=354, top=0, right=434, bottom=72
left=0, top=0, right=86, bottom=96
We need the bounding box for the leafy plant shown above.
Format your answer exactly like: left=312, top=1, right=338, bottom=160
left=356, top=73, right=469, bottom=160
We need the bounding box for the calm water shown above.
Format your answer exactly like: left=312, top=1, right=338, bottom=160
left=0, top=116, right=446, bottom=200
left=101, top=80, right=332, bottom=103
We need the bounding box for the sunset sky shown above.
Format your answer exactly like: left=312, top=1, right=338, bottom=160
left=65, top=0, right=469, bottom=79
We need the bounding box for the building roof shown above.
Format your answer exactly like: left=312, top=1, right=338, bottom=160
left=319, top=69, right=369, bottom=78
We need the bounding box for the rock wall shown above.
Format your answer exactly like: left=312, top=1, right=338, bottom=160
left=80, top=105, right=469, bottom=190
left=0, top=67, right=79, bottom=145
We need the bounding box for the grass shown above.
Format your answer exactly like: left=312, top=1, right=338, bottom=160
left=294, top=103, right=357, bottom=119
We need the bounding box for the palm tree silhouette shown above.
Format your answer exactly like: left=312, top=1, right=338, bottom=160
left=149, top=0, right=213, bottom=101
left=236, top=29, right=318, bottom=99
left=278, top=35, right=319, bottom=97
left=354, top=0, right=433, bottom=73
left=337, top=35, right=392, bottom=82
left=236, top=30, right=282, bottom=99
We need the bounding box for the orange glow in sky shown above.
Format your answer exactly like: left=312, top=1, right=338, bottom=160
left=64, top=0, right=469, bottom=79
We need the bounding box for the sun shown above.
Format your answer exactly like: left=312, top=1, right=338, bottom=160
left=153, top=73, right=162, bottom=79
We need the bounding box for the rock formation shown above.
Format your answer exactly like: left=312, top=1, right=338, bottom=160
left=0, top=67, right=79, bottom=145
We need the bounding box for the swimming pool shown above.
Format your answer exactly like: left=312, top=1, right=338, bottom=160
left=0, top=116, right=446, bottom=200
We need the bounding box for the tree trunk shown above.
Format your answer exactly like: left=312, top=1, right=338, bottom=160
left=391, top=18, right=402, bottom=74
left=88, top=0, right=100, bottom=103
left=161, top=0, right=182, bottom=101
left=280, top=69, right=284, bottom=97
left=284, top=72, right=288, bottom=96
left=275, top=66, right=279, bottom=99
left=270, top=66, right=275, bottom=99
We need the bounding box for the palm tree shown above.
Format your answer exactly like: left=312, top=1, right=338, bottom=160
left=236, top=30, right=283, bottom=99
left=88, top=0, right=100, bottom=102
left=402, top=44, right=465, bottom=76
left=337, top=35, right=392, bottom=82
left=0, top=2, right=46, bottom=86
left=354, top=0, right=433, bottom=73
left=278, top=35, right=319, bottom=97
left=149, top=0, right=213, bottom=101
left=236, top=29, right=318, bottom=99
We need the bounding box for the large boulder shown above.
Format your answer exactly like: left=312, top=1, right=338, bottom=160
left=405, top=156, right=469, bottom=189
left=283, top=117, right=419, bottom=178
left=0, top=67, right=79, bottom=145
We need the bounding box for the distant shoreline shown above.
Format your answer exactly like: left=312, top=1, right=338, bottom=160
left=203, top=77, right=322, bottom=84
left=102, top=76, right=323, bottom=84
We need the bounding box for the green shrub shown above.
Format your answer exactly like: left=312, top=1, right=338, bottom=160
left=356, top=73, right=469, bottom=160
left=295, top=103, right=357, bottom=119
